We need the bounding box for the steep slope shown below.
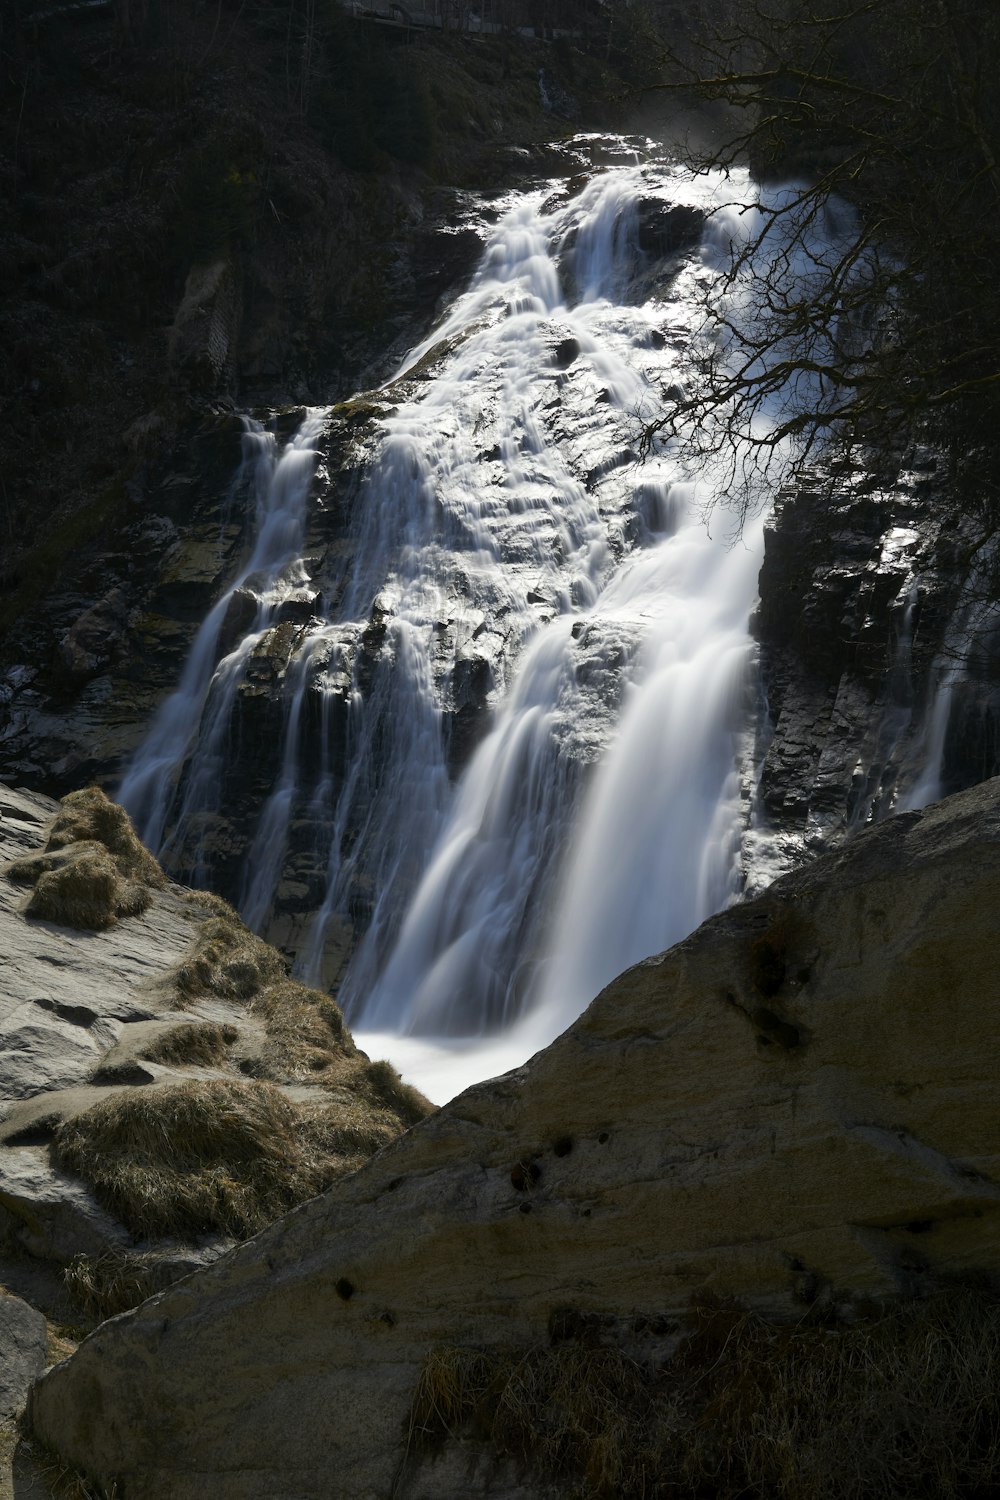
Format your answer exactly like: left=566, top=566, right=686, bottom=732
left=29, top=774, right=1000, bottom=1498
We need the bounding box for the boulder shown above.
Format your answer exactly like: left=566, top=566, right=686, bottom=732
left=0, top=1295, right=47, bottom=1419
left=28, top=776, right=1000, bottom=1499
left=0, top=1147, right=129, bottom=1265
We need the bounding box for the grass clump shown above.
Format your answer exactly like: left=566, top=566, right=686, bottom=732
left=409, top=1290, right=1000, bottom=1500
left=173, top=914, right=286, bottom=1003
left=7, top=786, right=165, bottom=931
left=172, top=915, right=357, bottom=1080
left=248, top=976, right=351, bottom=1079
left=64, top=1248, right=188, bottom=1322
left=137, top=1020, right=237, bottom=1068
left=362, top=1057, right=434, bottom=1129
left=53, top=1078, right=327, bottom=1239
left=170, top=915, right=428, bottom=1111
left=52, top=1074, right=423, bottom=1241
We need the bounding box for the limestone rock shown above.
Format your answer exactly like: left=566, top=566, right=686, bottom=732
left=28, top=776, right=1000, bottom=1499
left=0, top=1017, right=103, bottom=1105
left=0, top=1295, right=47, bottom=1419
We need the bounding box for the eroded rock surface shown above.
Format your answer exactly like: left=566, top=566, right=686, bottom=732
left=29, top=776, right=1000, bottom=1499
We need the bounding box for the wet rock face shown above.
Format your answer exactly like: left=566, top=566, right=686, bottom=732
left=635, top=199, right=705, bottom=259
left=747, top=455, right=1000, bottom=884
left=0, top=413, right=251, bottom=795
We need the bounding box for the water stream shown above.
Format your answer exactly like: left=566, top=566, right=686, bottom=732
left=120, top=140, right=871, bottom=1101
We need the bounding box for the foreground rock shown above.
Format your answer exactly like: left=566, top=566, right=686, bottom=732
left=30, top=776, right=1000, bottom=1499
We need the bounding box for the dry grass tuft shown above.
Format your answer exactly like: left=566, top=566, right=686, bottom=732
left=19, top=1433, right=119, bottom=1500
left=52, top=1078, right=330, bottom=1239
left=294, top=1094, right=402, bottom=1162
left=179, top=887, right=243, bottom=921
left=173, top=914, right=286, bottom=1003
left=7, top=786, right=165, bottom=930
left=51, top=1086, right=316, bottom=1236
left=64, top=1248, right=189, bottom=1321
left=362, top=1057, right=434, bottom=1127
left=15, top=843, right=143, bottom=931
left=248, top=976, right=352, bottom=1080
left=137, top=1020, right=236, bottom=1068
left=45, top=787, right=166, bottom=888
left=170, top=917, right=425, bottom=1112
left=409, top=1290, right=1000, bottom=1499
left=52, top=1074, right=422, bottom=1241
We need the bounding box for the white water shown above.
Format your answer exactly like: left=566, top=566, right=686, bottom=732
left=899, top=560, right=998, bottom=812
left=119, top=412, right=326, bottom=873
left=119, top=143, right=860, bottom=1102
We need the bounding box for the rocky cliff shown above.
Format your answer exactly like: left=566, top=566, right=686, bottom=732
left=28, top=774, right=1000, bottom=1498
left=747, top=452, right=1000, bottom=887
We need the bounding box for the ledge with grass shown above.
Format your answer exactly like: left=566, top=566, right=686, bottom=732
left=0, top=782, right=431, bottom=1336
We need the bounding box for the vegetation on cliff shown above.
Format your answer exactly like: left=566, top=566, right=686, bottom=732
left=7, top=786, right=166, bottom=929
left=1, top=786, right=433, bottom=1330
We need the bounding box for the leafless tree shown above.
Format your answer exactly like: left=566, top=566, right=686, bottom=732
left=639, top=0, right=1000, bottom=531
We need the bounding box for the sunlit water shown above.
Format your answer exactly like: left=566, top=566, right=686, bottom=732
left=121, top=140, right=878, bottom=1102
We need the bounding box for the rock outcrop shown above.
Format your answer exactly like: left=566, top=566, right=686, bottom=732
left=0, top=784, right=429, bottom=1331
left=0, top=1295, right=47, bottom=1422
left=749, top=454, right=1000, bottom=887
left=29, top=775, right=1000, bottom=1499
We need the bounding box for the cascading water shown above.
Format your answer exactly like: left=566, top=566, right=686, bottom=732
left=119, top=140, right=861, bottom=1101
left=899, top=556, right=999, bottom=813
left=119, top=411, right=326, bottom=873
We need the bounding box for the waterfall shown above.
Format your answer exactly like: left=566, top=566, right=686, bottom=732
left=119, top=141, right=859, bottom=1101
left=119, top=412, right=326, bottom=875
left=899, top=560, right=998, bottom=812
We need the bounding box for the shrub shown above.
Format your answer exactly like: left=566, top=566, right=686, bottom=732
left=410, top=1290, right=1000, bottom=1499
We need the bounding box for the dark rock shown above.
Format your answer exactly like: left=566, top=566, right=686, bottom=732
left=748, top=458, right=1000, bottom=882
left=0, top=1294, right=47, bottom=1417
left=554, top=336, right=579, bottom=369
left=636, top=201, right=705, bottom=259
left=218, top=589, right=260, bottom=658
left=57, top=587, right=130, bottom=683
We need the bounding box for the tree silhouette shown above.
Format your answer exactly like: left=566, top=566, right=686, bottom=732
left=640, top=0, right=1000, bottom=530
